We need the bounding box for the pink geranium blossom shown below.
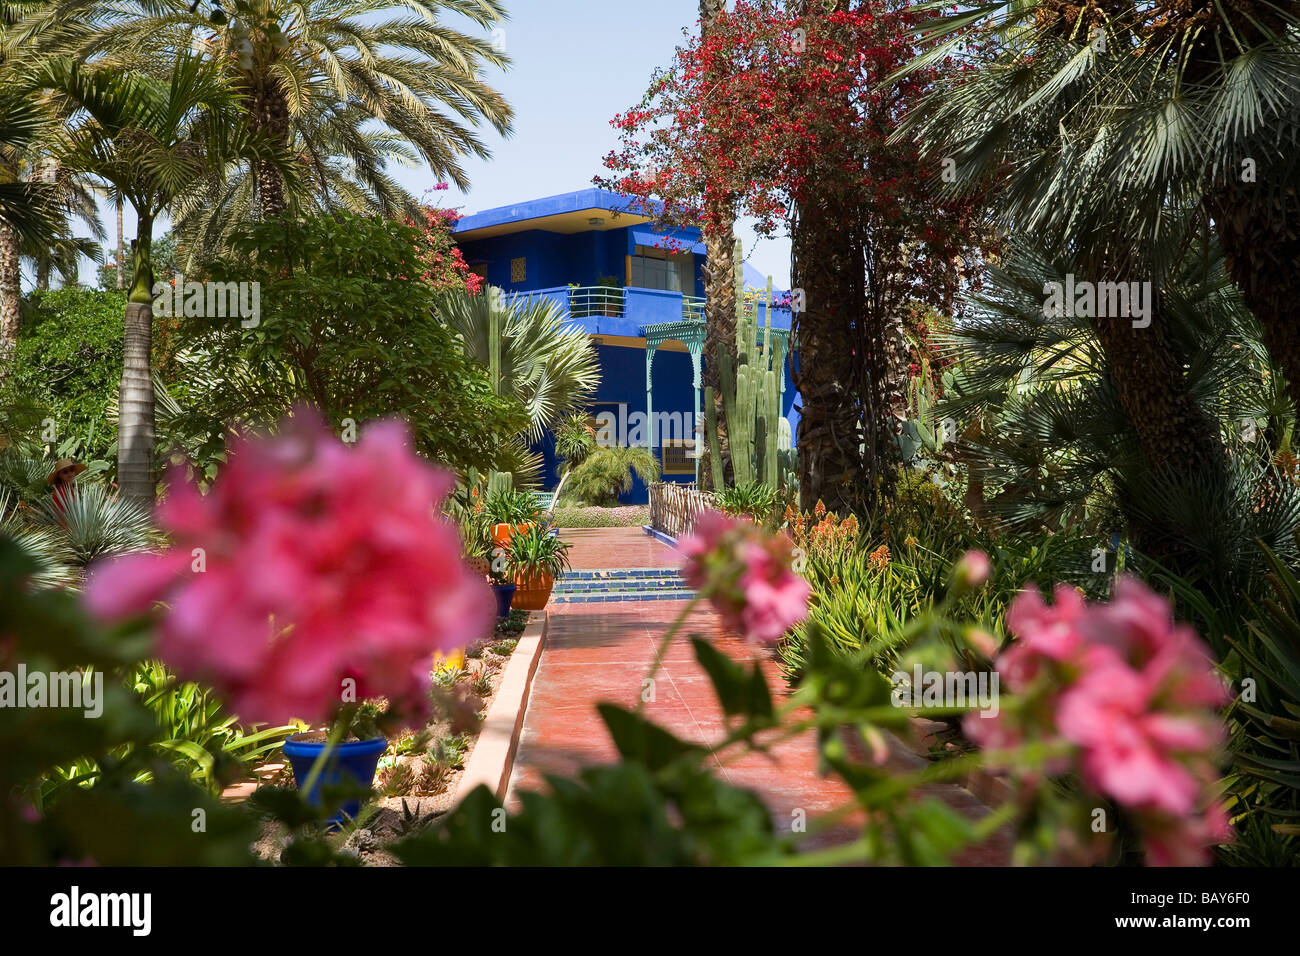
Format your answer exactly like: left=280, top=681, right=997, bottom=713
left=83, top=412, right=492, bottom=726
left=966, top=577, right=1231, bottom=866
left=680, top=510, right=810, bottom=643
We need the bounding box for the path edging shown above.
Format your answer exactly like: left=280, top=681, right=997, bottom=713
left=455, top=611, right=548, bottom=803
left=641, top=525, right=679, bottom=550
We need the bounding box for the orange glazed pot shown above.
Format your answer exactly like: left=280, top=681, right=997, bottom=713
left=511, top=571, right=555, bottom=611
left=491, top=522, right=529, bottom=548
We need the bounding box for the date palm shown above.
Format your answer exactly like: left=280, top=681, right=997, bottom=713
left=26, top=0, right=514, bottom=229
left=33, top=53, right=295, bottom=502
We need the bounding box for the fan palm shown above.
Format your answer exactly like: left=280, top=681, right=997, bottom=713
left=892, top=0, right=1300, bottom=441
left=562, top=445, right=661, bottom=506
left=31, top=53, right=296, bottom=502
left=940, top=239, right=1300, bottom=588
left=22, top=0, right=514, bottom=228
left=435, top=285, right=601, bottom=441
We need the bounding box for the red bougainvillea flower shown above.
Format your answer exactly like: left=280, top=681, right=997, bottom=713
left=83, top=411, right=492, bottom=726
left=680, top=510, right=810, bottom=643
left=966, top=577, right=1231, bottom=866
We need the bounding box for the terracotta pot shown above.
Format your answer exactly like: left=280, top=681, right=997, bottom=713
left=511, top=571, right=555, bottom=610
left=491, top=522, right=529, bottom=548
left=466, top=555, right=490, bottom=578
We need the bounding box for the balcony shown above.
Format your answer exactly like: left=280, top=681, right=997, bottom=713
left=521, top=285, right=706, bottom=338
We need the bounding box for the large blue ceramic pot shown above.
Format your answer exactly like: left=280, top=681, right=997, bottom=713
left=282, top=733, right=387, bottom=825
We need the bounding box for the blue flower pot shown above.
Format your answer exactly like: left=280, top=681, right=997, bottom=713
left=282, top=733, right=387, bottom=825
left=492, top=582, right=516, bottom=619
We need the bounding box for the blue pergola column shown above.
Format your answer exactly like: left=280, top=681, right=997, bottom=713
left=643, top=319, right=706, bottom=480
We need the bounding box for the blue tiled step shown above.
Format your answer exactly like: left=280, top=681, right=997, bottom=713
left=552, top=590, right=695, bottom=604
left=550, top=567, right=692, bottom=603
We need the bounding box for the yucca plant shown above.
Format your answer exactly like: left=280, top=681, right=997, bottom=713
left=27, top=481, right=158, bottom=570
left=782, top=546, right=926, bottom=680
left=506, top=521, right=571, bottom=583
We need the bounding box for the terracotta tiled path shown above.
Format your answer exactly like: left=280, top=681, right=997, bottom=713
left=507, top=527, right=1010, bottom=864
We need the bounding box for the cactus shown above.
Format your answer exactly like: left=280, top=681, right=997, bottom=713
left=704, top=239, right=785, bottom=490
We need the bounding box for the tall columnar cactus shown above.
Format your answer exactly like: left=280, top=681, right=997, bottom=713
left=705, top=240, right=785, bottom=489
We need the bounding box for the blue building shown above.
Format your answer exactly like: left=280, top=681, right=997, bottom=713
left=453, top=188, right=798, bottom=503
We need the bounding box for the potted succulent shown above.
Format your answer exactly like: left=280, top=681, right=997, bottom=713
left=282, top=697, right=387, bottom=827
left=488, top=552, right=517, bottom=619
left=483, top=488, right=539, bottom=548
left=508, top=521, right=572, bottom=610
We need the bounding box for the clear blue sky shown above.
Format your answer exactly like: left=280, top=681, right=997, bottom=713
left=80, top=0, right=792, bottom=290
left=428, top=0, right=792, bottom=288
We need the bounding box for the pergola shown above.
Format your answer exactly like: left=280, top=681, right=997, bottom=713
left=641, top=318, right=789, bottom=480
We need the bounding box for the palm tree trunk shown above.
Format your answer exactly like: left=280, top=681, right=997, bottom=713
left=697, top=0, right=736, bottom=491
left=115, top=192, right=124, bottom=290
left=701, top=223, right=736, bottom=488
left=0, top=220, right=18, bottom=351
left=792, top=192, right=866, bottom=515
left=1212, top=183, right=1300, bottom=413
left=118, top=212, right=156, bottom=504
left=251, top=78, right=290, bottom=218
left=1091, top=298, right=1225, bottom=563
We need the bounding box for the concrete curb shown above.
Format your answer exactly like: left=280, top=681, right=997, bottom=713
left=455, top=611, right=549, bottom=803
left=640, top=525, right=680, bottom=550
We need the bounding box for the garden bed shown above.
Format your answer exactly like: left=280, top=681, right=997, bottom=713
left=551, top=504, right=650, bottom=528
left=245, top=610, right=537, bottom=865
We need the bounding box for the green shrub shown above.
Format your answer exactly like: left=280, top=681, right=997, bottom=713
left=173, top=213, right=532, bottom=476
left=5, top=288, right=127, bottom=464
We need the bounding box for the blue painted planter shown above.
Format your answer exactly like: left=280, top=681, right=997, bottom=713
left=492, top=582, right=516, bottom=619
left=282, top=733, right=387, bottom=825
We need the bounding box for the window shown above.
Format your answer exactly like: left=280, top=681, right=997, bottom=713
left=630, top=246, right=691, bottom=292
left=661, top=439, right=697, bottom=475
left=510, top=257, right=527, bottom=283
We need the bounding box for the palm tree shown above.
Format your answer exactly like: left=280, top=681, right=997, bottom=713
left=33, top=53, right=295, bottom=502
left=0, top=91, right=63, bottom=351
left=562, top=444, right=661, bottom=507
left=435, top=285, right=601, bottom=441
left=940, top=238, right=1298, bottom=585
left=20, top=154, right=105, bottom=289
left=27, top=0, right=515, bottom=227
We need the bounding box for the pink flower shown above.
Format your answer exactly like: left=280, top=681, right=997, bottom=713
left=967, top=577, right=1231, bottom=866
left=952, top=549, right=991, bottom=590
left=83, top=412, right=492, bottom=726
left=680, top=511, right=810, bottom=643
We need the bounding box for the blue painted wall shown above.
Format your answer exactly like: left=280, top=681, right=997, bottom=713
left=453, top=199, right=802, bottom=505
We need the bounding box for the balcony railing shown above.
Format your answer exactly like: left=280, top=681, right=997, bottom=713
left=566, top=285, right=626, bottom=318
left=522, top=286, right=785, bottom=331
